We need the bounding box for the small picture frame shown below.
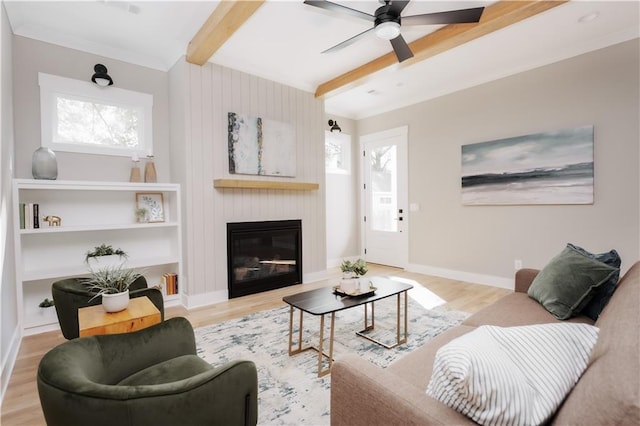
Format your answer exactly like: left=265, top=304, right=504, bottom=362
left=136, top=192, right=165, bottom=223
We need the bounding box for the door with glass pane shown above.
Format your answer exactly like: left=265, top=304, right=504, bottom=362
left=361, top=126, right=408, bottom=268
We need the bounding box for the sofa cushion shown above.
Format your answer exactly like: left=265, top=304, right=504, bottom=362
left=117, top=354, right=212, bottom=386
left=426, top=323, right=599, bottom=426
left=463, top=292, right=594, bottom=328
left=566, top=243, right=621, bottom=320
left=553, top=262, right=640, bottom=425
left=528, top=245, right=619, bottom=320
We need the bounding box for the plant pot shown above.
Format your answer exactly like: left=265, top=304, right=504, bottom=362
left=102, top=290, right=129, bottom=313
left=340, top=278, right=359, bottom=294
left=88, top=255, right=126, bottom=270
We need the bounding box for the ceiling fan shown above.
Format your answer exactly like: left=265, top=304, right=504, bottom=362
left=304, top=0, right=485, bottom=63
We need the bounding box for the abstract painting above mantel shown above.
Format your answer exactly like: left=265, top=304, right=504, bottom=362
left=461, top=126, right=594, bottom=205
left=228, top=112, right=296, bottom=177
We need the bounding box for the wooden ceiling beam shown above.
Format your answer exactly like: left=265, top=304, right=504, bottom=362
left=187, top=0, right=265, bottom=66
left=314, top=0, right=568, bottom=99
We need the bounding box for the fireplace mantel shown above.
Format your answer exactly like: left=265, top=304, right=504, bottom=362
left=214, top=179, right=319, bottom=191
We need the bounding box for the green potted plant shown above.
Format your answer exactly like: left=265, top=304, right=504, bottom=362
left=85, top=243, right=128, bottom=268
left=339, top=259, right=369, bottom=294
left=340, top=258, right=368, bottom=278
left=85, top=265, right=142, bottom=312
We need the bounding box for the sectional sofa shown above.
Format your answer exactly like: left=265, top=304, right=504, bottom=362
left=331, top=261, right=639, bottom=425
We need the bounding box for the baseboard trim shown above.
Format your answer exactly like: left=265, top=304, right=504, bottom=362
left=1, top=326, right=22, bottom=406
left=183, top=289, right=228, bottom=310
left=406, top=263, right=514, bottom=290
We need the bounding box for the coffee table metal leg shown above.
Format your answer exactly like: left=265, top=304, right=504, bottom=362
left=356, top=290, right=409, bottom=349
left=362, top=302, right=375, bottom=331
left=316, top=313, right=335, bottom=377
left=288, top=306, right=301, bottom=355
left=287, top=307, right=335, bottom=377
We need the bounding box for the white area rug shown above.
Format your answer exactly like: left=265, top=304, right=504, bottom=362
left=195, top=292, right=468, bottom=425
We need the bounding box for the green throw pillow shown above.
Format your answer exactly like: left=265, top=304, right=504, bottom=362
left=528, top=246, right=619, bottom=320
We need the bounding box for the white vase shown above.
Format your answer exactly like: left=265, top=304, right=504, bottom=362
left=340, top=278, right=359, bottom=294
left=101, top=290, right=129, bottom=313
left=32, top=147, right=58, bottom=180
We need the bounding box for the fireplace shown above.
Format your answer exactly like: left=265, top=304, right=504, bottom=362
left=227, top=220, right=302, bottom=298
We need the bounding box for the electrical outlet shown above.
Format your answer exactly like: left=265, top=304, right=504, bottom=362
left=514, top=259, right=523, bottom=270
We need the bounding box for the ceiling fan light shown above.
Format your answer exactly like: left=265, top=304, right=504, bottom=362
left=375, top=21, right=400, bottom=40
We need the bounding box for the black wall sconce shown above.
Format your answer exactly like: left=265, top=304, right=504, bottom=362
left=328, top=119, right=341, bottom=133
left=91, top=64, right=113, bottom=87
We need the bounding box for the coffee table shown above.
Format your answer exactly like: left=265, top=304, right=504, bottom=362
left=282, top=276, right=413, bottom=377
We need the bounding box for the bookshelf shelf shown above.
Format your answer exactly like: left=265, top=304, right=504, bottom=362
left=20, top=221, right=180, bottom=235
left=13, top=179, right=183, bottom=335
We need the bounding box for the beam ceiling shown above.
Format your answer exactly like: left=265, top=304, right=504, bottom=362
left=187, top=0, right=265, bottom=66
left=314, top=0, right=568, bottom=99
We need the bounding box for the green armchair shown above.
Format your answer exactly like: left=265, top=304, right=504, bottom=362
left=37, top=317, right=258, bottom=426
left=51, top=275, right=164, bottom=339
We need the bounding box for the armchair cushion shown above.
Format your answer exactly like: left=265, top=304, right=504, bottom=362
left=118, top=354, right=212, bottom=386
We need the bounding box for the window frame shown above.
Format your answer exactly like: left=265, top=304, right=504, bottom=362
left=325, top=131, right=351, bottom=175
left=39, top=72, right=153, bottom=157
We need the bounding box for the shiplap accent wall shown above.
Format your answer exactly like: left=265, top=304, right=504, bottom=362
left=170, top=59, right=326, bottom=306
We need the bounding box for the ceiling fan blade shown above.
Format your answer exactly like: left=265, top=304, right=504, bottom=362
left=402, top=7, right=484, bottom=26
left=390, top=34, right=413, bottom=63
left=388, top=0, right=410, bottom=16
left=304, top=0, right=375, bottom=22
left=322, top=27, right=376, bottom=54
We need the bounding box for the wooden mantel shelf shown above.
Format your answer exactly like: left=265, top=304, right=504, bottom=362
left=213, top=179, right=319, bottom=191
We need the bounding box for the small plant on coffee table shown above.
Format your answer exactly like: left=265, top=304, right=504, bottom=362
left=340, top=259, right=368, bottom=278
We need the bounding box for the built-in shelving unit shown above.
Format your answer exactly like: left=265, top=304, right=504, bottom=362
left=213, top=179, right=319, bottom=191
left=13, top=179, right=183, bottom=335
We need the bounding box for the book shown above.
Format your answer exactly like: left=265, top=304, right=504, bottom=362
left=163, top=273, right=178, bottom=295
left=160, top=275, right=167, bottom=297
left=26, top=203, right=33, bottom=229
left=19, top=203, right=25, bottom=229
left=33, top=204, right=39, bottom=229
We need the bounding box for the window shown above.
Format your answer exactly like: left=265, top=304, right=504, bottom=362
left=325, top=131, right=351, bottom=174
left=39, top=72, right=153, bottom=157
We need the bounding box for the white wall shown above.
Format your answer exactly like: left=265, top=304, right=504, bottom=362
left=11, top=36, right=172, bottom=182
left=358, top=39, right=640, bottom=285
left=170, top=59, right=326, bottom=307
left=1, top=1, right=18, bottom=403
left=325, top=115, right=360, bottom=267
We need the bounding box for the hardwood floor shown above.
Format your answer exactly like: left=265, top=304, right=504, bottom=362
left=0, top=265, right=510, bottom=425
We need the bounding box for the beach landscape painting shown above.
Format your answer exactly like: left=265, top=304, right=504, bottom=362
left=228, top=112, right=296, bottom=177
left=461, top=126, right=594, bottom=205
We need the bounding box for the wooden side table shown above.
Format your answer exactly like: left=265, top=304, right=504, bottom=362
left=78, top=296, right=161, bottom=337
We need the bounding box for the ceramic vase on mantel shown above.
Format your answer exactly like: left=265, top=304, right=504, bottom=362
left=32, top=147, right=58, bottom=180
left=101, top=289, right=129, bottom=313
